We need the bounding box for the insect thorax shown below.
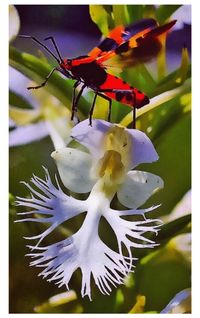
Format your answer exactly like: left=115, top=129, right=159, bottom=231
left=71, top=61, right=107, bottom=87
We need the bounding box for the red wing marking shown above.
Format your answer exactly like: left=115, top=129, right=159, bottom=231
left=89, top=19, right=176, bottom=65
left=99, top=74, right=149, bottom=109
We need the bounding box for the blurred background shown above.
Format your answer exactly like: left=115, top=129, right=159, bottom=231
left=9, top=5, right=191, bottom=313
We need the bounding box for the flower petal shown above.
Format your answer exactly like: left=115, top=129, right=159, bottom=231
left=51, top=148, right=95, bottom=193
left=103, top=206, right=161, bottom=264
left=128, top=129, right=159, bottom=168
left=9, top=122, right=48, bottom=147
left=16, top=168, right=87, bottom=246
left=9, top=5, right=20, bottom=42
left=161, top=288, right=191, bottom=313
left=45, top=117, right=72, bottom=150
left=26, top=209, right=131, bottom=300
left=9, top=106, right=41, bottom=125
left=72, top=120, right=159, bottom=169
left=71, top=119, right=112, bottom=158
left=117, top=171, right=164, bottom=209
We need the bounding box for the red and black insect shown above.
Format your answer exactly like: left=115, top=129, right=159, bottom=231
left=19, top=18, right=176, bottom=127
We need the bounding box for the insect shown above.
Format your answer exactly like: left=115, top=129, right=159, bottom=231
left=19, top=18, right=176, bottom=128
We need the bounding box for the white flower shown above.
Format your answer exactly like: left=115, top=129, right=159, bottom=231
left=9, top=89, right=74, bottom=149
left=9, top=5, right=20, bottom=42
left=16, top=119, right=164, bottom=300
left=161, top=288, right=191, bottom=313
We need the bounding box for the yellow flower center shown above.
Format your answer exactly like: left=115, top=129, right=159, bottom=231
left=103, top=124, right=131, bottom=170
left=98, top=150, right=125, bottom=184
left=95, top=125, right=132, bottom=194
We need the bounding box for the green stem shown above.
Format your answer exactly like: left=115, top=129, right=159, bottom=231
left=157, top=38, right=167, bottom=81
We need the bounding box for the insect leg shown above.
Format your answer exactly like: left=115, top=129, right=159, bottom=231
left=71, top=84, right=87, bottom=121
left=94, top=92, right=112, bottom=122
left=99, top=88, right=137, bottom=128
left=72, top=81, right=81, bottom=114
left=89, top=92, right=98, bottom=126
left=132, top=91, right=136, bottom=129
left=27, top=67, right=58, bottom=90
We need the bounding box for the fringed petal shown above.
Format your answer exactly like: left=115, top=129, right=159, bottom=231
left=15, top=168, right=87, bottom=246
left=103, top=206, right=162, bottom=265
left=25, top=219, right=132, bottom=300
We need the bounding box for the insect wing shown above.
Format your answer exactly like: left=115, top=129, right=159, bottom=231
left=88, top=18, right=158, bottom=60
left=89, top=19, right=176, bottom=66
left=128, top=20, right=177, bottom=62
left=99, top=74, right=149, bottom=109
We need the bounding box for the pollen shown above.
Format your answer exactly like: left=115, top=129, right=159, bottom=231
left=103, top=125, right=132, bottom=170
left=98, top=150, right=125, bottom=185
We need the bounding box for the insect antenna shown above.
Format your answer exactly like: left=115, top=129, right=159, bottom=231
left=44, top=36, right=64, bottom=64
left=18, top=35, right=61, bottom=64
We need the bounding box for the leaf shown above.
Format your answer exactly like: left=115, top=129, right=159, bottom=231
left=157, top=214, right=191, bottom=245
left=134, top=243, right=191, bottom=312
left=120, top=78, right=191, bottom=128
left=139, top=89, right=191, bottom=141
left=146, top=112, right=191, bottom=217
left=153, top=50, right=190, bottom=97
left=89, top=5, right=109, bottom=35
left=9, top=46, right=91, bottom=118
left=157, top=36, right=167, bottom=81
left=9, top=90, right=33, bottom=109
left=156, top=5, right=182, bottom=24
left=175, top=47, right=190, bottom=85
left=135, top=214, right=191, bottom=262
left=114, top=289, right=124, bottom=312
left=112, top=5, right=127, bottom=25
left=34, top=291, right=81, bottom=313
left=125, top=5, right=145, bottom=23
left=9, top=105, right=41, bottom=125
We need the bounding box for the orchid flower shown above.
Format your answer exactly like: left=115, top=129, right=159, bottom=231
left=16, top=119, right=164, bottom=300
left=9, top=5, right=20, bottom=42
left=9, top=87, right=74, bottom=149
left=161, top=288, right=191, bottom=313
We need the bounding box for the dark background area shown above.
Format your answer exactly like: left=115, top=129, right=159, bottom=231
left=15, top=5, right=191, bottom=60
left=16, top=5, right=101, bottom=36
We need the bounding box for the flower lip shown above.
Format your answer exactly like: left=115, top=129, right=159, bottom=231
left=16, top=120, right=163, bottom=300
left=16, top=168, right=162, bottom=300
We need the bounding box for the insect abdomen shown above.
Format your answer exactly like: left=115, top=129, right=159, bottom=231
left=99, top=74, right=149, bottom=108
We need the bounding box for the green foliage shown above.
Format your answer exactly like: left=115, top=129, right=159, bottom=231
left=135, top=243, right=190, bottom=312
left=9, top=4, right=191, bottom=314
left=155, top=5, right=182, bottom=24
left=89, top=5, right=110, bottom=35
left=10, top=90, right=33, bottom=109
